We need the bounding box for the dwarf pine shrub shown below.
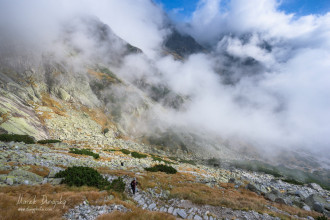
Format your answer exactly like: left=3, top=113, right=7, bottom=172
left=120, top=149, right=130, bottom=154
left=69, top=148, right=100, bottom=159
left=55, top=166, right=110, bottom=189
left=145, top=164, right=177, bottom=174
left=131, top=151, right=148, bottom=159
left=37, top=139, right=61, bottom=144
left=0, top=134, right=35, bottom=144
left=108, top=177, right=126, bottom=193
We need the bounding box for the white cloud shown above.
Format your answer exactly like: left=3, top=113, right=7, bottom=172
left=0, top=0, right=329, bottom=156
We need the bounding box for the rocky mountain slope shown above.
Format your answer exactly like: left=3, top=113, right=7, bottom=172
left=0, top=139, right=329, bottom=219
left=0, top=14, right=329, bottom=220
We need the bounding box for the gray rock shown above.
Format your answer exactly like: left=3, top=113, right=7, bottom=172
left=6, top=177, right=14, bottom=185
left=305, top=194, right=326, bottom=208
left=303, top=205, right=311, bottom=211
left=271, top=189, right=281, bottom=196
left=265, top=193, right=276, bottom=202
left=307, top=183, right=323, bottom=191
left=247, top=183, right=258, bottom=193
left=194, top=215, right=203, bottom=220
left=49, top=178, right=63, bottom=185
left=228, top=178, right=236, bottom=183
left=9, top=169, right=43, bottom=183
left=138, top=198, right=145, bottom=206
left=107, top=195, right=114, bottom=201
left=173, top=208, right=179, bottom=216
left=295, top=190, right=309, bottom=199
left=168, top=207, right=174, bottom=214
left=177, top=209, right=187, bottom=219
left=187, top=214, right=194, bottom=219
left=293, top=200, right=305, bottom=208
left=313, top=202, right=324, bottom=213
left=275, top=197, right=288, bottom=205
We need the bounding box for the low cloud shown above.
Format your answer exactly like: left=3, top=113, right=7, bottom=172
left=0, top=0, right=329, bottom=157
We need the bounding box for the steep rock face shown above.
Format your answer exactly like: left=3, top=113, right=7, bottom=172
left=0, top=92, right=48, bottom=140
left=0, top=15, right=148, bottom=141
left=0, top=14, right=240, bottom=160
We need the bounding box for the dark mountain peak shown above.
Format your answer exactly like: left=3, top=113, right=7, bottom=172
left=164, top=29, right=205, bottom=58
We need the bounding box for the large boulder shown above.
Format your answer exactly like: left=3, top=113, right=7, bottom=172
left=305, top=194, right=330, bottom=213
left=313, top=202, right=324, bottom=213
left=307, top=183, right=323, bottom=191
left=295, top=190, right=309, bottom=199
left=247, top=182, right=269, bottom=195
left=265, top=193, right=276, bottom=202
left=275, top=197, right=289, bottom=205
left=305, top=194, right=326, bottom=207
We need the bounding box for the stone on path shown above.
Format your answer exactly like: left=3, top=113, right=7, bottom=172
left=194, top=215, right=203, bottom=220
left=177, top=209, right=187, bottom=219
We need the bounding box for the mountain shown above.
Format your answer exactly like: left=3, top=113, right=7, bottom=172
left=164, top=29, right=205, bottom=58
left=0, top=14, right=329, bottom=219
left=0, top=15, right=235, bottom=159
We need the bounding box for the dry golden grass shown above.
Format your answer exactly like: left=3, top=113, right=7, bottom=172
left=0, top=170, right=11, bottom=174
left=97, top=209, right=176, bottom=220
left=41, top=94, right=67, bottom=117
left=27, top=165, right=50, bottom=177
left=97, top=168, right=136, bottom=178
left=273, top=204, right=321, bottom=218
left=172, top=182, right=321, bottom=219
left=87, top=69, right=117, bottom=83
left=80, top=106, right=115, bottom=132
left=136, top=171, right=320, bottom=219
left=0, top=165, right=49, bottom=177
left=0, top=112, right=11, bottom=125
left=0, top=184, right=112, bottom=220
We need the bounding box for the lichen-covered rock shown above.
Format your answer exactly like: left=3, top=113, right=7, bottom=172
left=8, top=169, right=43, bottom=183
left=58, top=88, right=71, bottom=101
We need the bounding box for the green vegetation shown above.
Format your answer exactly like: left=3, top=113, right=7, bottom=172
left=103, top=128, right=109, bottom=135
left=151, top=155, right=175, bottom=164
left=316, top=215, right=328, bottom=220
left=232, top=160, right=330, bottom=190
left=120, top=149, right=131, bottom=155
left=145, top=164, right=177, bottom=174
left=282, top=178, right=304, bottom=185
left=168, top=157, right=196, bottom=165
left=168, top=157, right=178, bottom=161
left=131, top=151, right=148, bottom=159
left=109, top=177, right=126, bottom=193
left=232, top=160, right=282, bottom=178
left=180, top=159, right=196, bottom=165
left=97, top=66, right=121, bottom=83
left=69, top=148, right=100, bottom=159
left=104, top=149, right=117, bottom=152
left=37, top=139, right=61, bottom=144
left=0, top=134, right=35, bottom=144
left=55, top=166, right=110, bottom=189
left=55, top=167, right=126, bottom=192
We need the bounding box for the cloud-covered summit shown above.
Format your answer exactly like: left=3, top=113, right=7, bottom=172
left=0, top=0, right=329, bottom=157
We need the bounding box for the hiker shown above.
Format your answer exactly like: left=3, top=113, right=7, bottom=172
left=130, top=179, right=138, bottom=194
